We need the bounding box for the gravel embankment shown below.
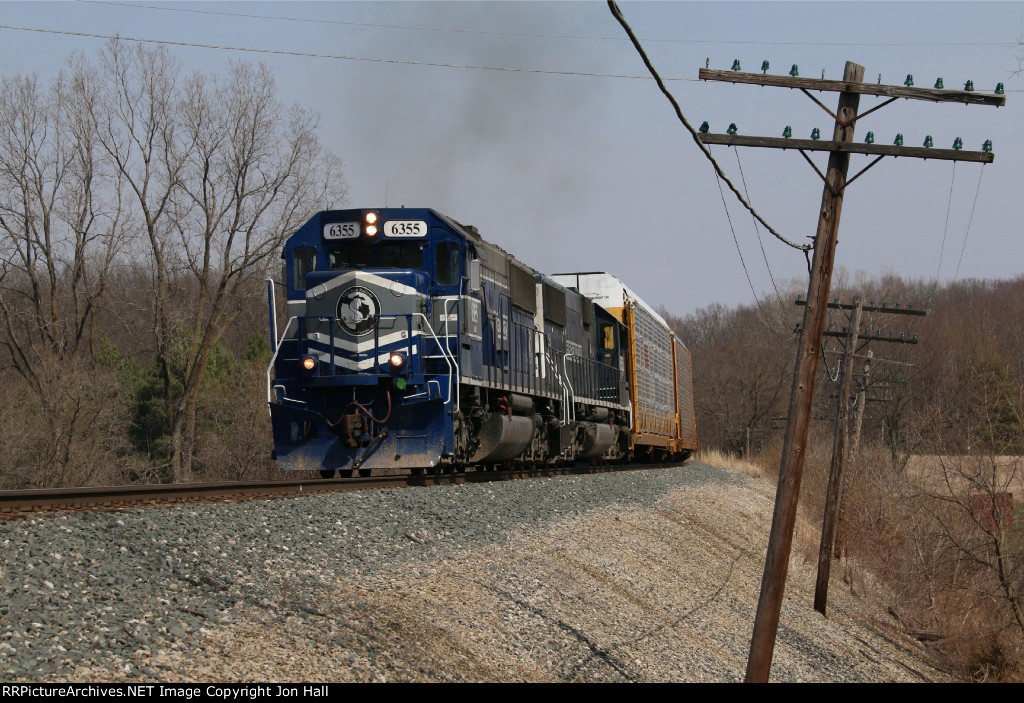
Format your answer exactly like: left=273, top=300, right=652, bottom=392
left=0, top=462, right=950, bottom=682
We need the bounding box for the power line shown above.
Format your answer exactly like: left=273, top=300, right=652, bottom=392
left=712, top=162, right=787, bottom=336
left=935, top=161, right=957, bottom=282
left=712, top=159, right=761, bottom=307
left=952, top=164, right=987, bottom=284
left=606, top=0, right=808, bottom=252
left=733, top=147, right=785, bottom=306
left=6, top=17, right=1022, bottom=93
left=75, top=0, right=1019, bottom=48
left=0, top=23, right=689, bottom=81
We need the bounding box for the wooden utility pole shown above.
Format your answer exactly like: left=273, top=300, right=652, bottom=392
left=747, top=59, right=864, bottom=682
left=850, top=351, right=872, bottom=456
left=815, top=297, right=863, bottom=613
left=697, top=61, right=1003, bottom=683
left=813, top=298, right=924, bottom=614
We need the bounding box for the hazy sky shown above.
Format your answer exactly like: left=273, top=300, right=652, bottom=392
left=2, top=1, right=1021, bottom=317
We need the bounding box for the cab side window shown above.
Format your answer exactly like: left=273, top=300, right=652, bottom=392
left=602, top=324, right=615, bottom=350
left=599, top=324, right=617, bottom=367
left=435, top=241, right=460, bottom=286
left=293, top=245, right=316, bottom=291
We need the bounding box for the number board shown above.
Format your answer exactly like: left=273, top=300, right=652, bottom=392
left=383, top=220, right=427, bottom=238
left=323, top=222, right=359, bottom=240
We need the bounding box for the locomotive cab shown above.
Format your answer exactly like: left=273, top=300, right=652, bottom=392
left=270, top=209, right=465, bottom=475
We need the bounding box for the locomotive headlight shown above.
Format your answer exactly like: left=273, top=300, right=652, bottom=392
left=365, top=212, right=379, bottom=236
left=388, top=352, right=406, bottom=371
left=301, top=355, right=317, bottom=371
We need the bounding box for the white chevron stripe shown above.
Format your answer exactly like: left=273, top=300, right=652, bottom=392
left=308, top=328, right=420, bottom=353
left=312, top=346, right=419, bottom=371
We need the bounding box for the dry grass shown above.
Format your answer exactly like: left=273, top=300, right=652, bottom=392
left=695, top=448, right=763, bottom=479
left=698, top=444, right=830, bottom=568
left=906, top=455, right=1024, bottom=499
left=693, top=441, right=1024, bottom=681
left=832, top=446, right=1024, bottom=681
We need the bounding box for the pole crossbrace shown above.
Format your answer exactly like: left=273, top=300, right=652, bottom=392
left=698, top=134, right=994, bottom=163
left=698, top=68, right=1006, bottom=107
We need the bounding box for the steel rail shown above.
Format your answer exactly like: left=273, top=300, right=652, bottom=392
left=0, top=460, right=688, bottom=519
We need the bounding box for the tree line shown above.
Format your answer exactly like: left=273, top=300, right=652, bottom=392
left=0, top=41, right=345, bottom=487
left=666, top=273, right=1023, bottom=461
left=665, top=272, right=1024, bottom=680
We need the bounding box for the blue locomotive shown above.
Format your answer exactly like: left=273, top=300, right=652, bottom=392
left=267, top=208, right=696, bottom=476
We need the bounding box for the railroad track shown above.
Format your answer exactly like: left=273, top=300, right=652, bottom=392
left=0, top=462, right=666, bottom=519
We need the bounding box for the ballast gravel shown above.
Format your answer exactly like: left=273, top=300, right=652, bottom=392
left=0, top=462, right=950, bottom=682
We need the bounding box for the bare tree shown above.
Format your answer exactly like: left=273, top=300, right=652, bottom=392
left=0, top=61, right=128, bottom=372
left=164, top=60, right=344, bottom=480
left=90, top=41, right=344, bottom=481
left=87, top=40, right=187, bottom=480
left=865, top=344, right=1024, bottom=679
left=0, top=59, right=137, bottom=487
left=671, top=298, right=796, bottom=454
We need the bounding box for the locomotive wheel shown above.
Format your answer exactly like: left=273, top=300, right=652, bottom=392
left=319, top=469, right=336, bottom=479
left=357, top=468, right=372, bottom=477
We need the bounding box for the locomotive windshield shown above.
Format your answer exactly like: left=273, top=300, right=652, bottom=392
left=328, top=241, right=424, bottom=270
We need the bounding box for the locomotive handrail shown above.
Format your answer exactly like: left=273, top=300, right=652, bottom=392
left=266, top=315, right=299, bottom=410
left=266, top=311, right=458, bottom=412
left=559, top=353, right=575, bottom=425
left=545, top=346, right=566, bottom=424
left=372, top=312, right=459, bottom=412
left=266, top=278, right=278, bottom=354
left=440, top=296, right=462, bottom=413
left=412, top=312, right=459, bottom=412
